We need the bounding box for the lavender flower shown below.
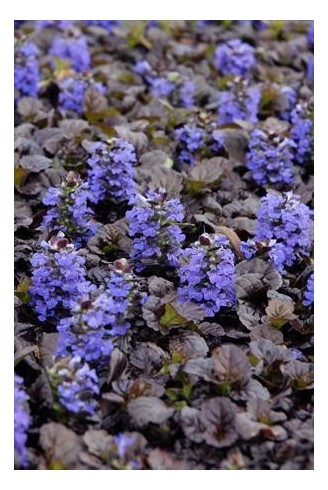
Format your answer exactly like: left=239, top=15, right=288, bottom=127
left=87, top=139, right=136, bottom=205
left=29, top=233, right=95, bottom=321
left=48, top=356, right=99, bottom=415
left=56, top=260, right=143, bottom=364
left=246, top=128, right=296, bottom=186
left=290, top=104, right=313, bottom=165
left=149, top=77, right=175, bottom=97
left=49, top=33, right=90, bottom=72
left=279, top=86, right=297, bottom=121
left=42, top=172, right=97, bottom=246
left=178, top=233, right=236, bottom=317
left=214, top=39, right=256, bottom=77
left=179, top=81, right=196, bottom=108
left=255, top=192, right=313, bottom=272
left=303, top=273, right=314, bottom=306
left=126, top=189, right=185, bottom=271
left=240, top=239, right=257, bottom=259
left=14, top=41, right=39, bottom=100
left=175, top=125, right=206, bottom=164
left=218, top=78, right=261, bottom=125
left=307, top=56, right=314, bottom=81
left=14, top=375, right=29, bottom=468
left=58, top=76, right=106, bottom=113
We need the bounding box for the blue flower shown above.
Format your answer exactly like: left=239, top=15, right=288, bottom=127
left=179, top=81, right=196, bottom=108
left=303, top=273, right=314, bottom=306
left=218, top=78, right=260, bottom=125
left=49, top=34, right=90, bottom=72
left=246, top=128, right=296, bottom=186
left=56, top=263, right=143, bottom=364
left=255, top=192, right=313, bottom=272
left=214, top=39, right=256, bottom=77
left=87, top=139, right=136, bottom=204
left=14, top=41, right=39, bottom=100
left=15, top=375, right=29, bottom=468
left=240, top=239, right=257, bottom=259
left=29, top=233, right=95, bottom=321
left=42, top=172, right=98, bottom=246
left=48, top=356, right=99, bottom=415
left=290, top=104, right=313, bottom=165
left=175, top=125, right=206, bottom=164
left=127, top=189, right=185, bottom=271
left=178, top=234, right=236, bottom=317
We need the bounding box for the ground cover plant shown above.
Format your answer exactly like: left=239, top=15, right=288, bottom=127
left=14, top=19, right=314, bottom=470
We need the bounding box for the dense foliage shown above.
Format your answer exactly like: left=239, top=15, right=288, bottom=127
left=14, top=19, right=313, bottom=471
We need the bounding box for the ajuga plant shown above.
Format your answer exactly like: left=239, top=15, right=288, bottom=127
left=49, top=31, right=90, bottom=72
left=178, top=233, right=236, bottom=317
left=14, top=375, right=30, bottom=468
left=47, top=356, right=99, bottom=416
left=214, top=39, right=256, bottom=77
left=217, top=77, right=261, bottom=125
left=29, top=233, right=95, bottom=321
left=58, top=75, right=106, bottom=114
left=246, top=126, right=296, bottom=186
left=303, top=273, right=314, bottom=307
left=255, top=192, right=313, bottom=273
left=290, top=103, right=313, bottom=165
left=42, top=171, right=98, bottom=246
left=14, top=40, right=40, bottom=100
left=175, top=124, right=224, bottom=164
left=87, top=139, right=137, bottom=205
left=240, top=239, right=257, bottom=260
left=56, top=259, right=145, bottom=365
left=126, top=188, right=185, bottom=271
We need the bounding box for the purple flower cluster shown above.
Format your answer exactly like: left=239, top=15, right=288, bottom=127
left=83, top=20, right=121, bottom=30
left=179, top=81, right=196, bottom=108
left=218, top=78, right=261, bottom=125
left=175, top=124, right=225, bottom=164
left=56, top=261, right=141, bottom=364
left=149, top=77, right=175, bottom=98
left=290, top=104, right=313, bottom=165
left=214, top=39, right=256, bottom=77
left=14, top=41, right=40, bottom=100
left=29, top=233, right=95, bottom=321
left=58, top=76, right=106, bottom=113
left=279, top=86, right=297, bottom=121
left=48, top=356, right=99, bottom=415
left=175, top=125, right=206, bottom=164
left=14, top=375, right=29, bottom=468
left=246, top=128, right=296, bottom=186
left=303, top=273, right=314, bottom=307
left=255, top=192, right=313, bottom=272
left=87, top=139, right=136, bottom=205
left=42, top=172, right=97, bottom=246
left=178, top=234, right=236, bottom=317
left=126, top=189, right=185, bottom=271
left=240, top=239, right=257, bottom=259
left=134, top=61, right=175, bottom=98
left=49, top=34, right=90, bottom=72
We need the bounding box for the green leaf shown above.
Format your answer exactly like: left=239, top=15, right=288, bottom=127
left=160, top=304, right=188, bottom=327
left=14, top=167, right=29, bottom=187
left=15, top=278, right=31, bottom=304
left=163, top=157, right=174, bottom=169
